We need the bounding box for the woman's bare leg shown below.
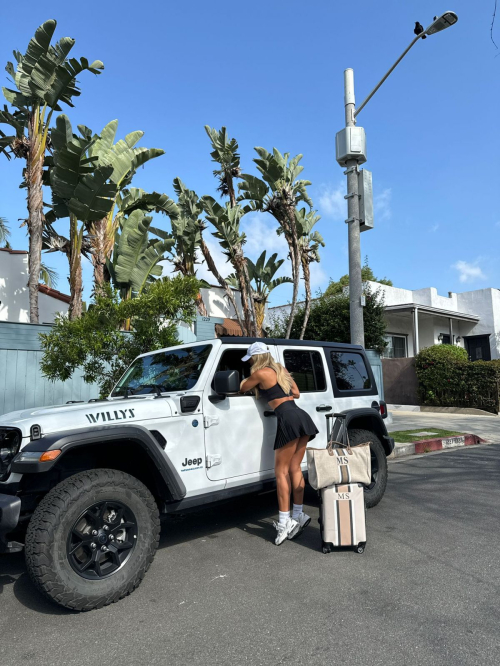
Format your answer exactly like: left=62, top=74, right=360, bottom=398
left=289, top=435, right=310, bottom=506
left=274, top=439, right=299, bottom=512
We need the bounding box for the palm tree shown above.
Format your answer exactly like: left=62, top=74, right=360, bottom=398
left=228, top=251, right=292, bottom=336
left=295, top=208, right=324, bottom=340
left=205, top=126, right=256, bottom=336
left=0, top=20, right=103, bottom=322
left=238, top=148, right=313, bottom=338
left=201, top=196, right=256, bottom=335
left=169, top=177, right=246, bottom=329
left=45, top=115, right=115, bottom=318
left=0, top=216, right=10, bottom=246
left=39, top=263, right=58, bottom=288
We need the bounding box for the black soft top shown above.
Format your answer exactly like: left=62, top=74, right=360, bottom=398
left=218, top=337, right=364, bottom=351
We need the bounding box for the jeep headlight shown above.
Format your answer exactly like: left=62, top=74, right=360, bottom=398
left=0, top=428, right=22, bottom=481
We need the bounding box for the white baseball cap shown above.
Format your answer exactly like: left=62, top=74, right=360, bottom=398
left=242, top=341, right=270, bottom=362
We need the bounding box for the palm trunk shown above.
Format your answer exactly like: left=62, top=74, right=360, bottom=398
left=69, top=213, right=84, bottom=319
left=299, top=257, right=311, bottom=340
left=90, top=217, right=107, bottom=292
left=199, top=236, right=246, bottom=334
left=26, top=109, right=45, bottom=324
left=254, top=299, right=266, bottom=337
left=242, top=258, right=258, bottom=336
left=284, top=209, right=301, bottom=339
left=234, top=251, right=252, bottom=336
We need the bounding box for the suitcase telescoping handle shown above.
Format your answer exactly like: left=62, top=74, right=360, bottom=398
left=325, top=413, right=352, bottom=454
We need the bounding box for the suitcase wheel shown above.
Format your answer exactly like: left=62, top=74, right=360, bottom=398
left=354, top=545, right=365, bottom=554
left=322, top=545, right=332, bottom=554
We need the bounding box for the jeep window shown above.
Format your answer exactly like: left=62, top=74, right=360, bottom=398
left=111, top=345, right=213, bottom=396
left=214, top=349, right=253, bottom=395
left=330, top=351, right=371, bottom=390
left=283, top=350, right=327, bottom=392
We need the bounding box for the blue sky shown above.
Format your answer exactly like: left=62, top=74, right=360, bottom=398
left=1, top=0, right=498, bottom=307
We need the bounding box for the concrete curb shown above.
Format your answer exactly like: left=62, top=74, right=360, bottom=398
left=389, top=434, right=487, bottom=459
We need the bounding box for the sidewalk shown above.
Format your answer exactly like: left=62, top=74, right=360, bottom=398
left=388, top=410, right=500, bottom=458
left=390, top=410, right=500, bottom=442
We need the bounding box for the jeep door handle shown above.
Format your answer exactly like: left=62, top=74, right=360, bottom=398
left=316, top=404, right=332, bottom=412
left=264, top=411, right=276, bottom=417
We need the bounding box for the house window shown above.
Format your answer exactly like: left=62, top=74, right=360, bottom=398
left=283, top=350, right=327, bottom=392
left=382, top=334, right=407, bottom=358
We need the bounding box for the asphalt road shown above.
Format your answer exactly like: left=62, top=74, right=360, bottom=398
left=1, top=445, right=500, bottom=666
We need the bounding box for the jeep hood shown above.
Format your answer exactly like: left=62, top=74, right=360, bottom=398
left=0, top=397, right=174, bottom=440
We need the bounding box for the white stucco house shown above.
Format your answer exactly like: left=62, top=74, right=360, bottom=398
left=0, top=248, right=70, bottom=323
left=269, top=281, right=500, bottom=362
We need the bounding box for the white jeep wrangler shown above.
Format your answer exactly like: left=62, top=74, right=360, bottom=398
left=0, top=337, right=394, bottom=611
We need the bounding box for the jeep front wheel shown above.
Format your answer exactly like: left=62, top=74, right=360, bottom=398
left=347, top=428, right=388, bottom=508
left=25, top=469, right=160, bottom=611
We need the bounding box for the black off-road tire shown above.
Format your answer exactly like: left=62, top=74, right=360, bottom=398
left=25, top=469, right=160, bottom=611
left=348, top=428, right=388, bottom=508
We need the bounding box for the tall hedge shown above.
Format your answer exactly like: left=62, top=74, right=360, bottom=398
left=415, top=345, right=500, bottom=413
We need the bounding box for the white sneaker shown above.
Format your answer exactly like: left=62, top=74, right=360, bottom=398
left=273, top=518, right=299, bottom=545
left=288, top=512, right=311, bottom=539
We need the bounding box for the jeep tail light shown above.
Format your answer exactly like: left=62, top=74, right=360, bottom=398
left=379, top=401, right=387, bottom=418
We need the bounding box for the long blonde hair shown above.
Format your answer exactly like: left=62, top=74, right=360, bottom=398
left=250, top=352, right=292, bottom=398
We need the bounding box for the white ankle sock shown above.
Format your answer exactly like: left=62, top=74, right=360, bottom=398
left=278, top=511, right=290, bottom=526
left=292, top=504, right=303, bottom=520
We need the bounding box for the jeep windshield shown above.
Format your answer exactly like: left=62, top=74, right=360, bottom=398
left=111, top=344, right=213, bottom=397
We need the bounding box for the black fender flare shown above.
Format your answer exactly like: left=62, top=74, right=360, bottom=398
left=11, top=424, right=186, bottom=501
left=329, top=408, right=394, bottom=456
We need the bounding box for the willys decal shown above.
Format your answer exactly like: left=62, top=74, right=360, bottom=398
left=86, top=408, right=135, bottom=424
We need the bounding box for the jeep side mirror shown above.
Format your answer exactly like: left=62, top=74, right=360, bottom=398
left=211, top=370, right=240, bottom=402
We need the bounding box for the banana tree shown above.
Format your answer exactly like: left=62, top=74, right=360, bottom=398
left=107, top=209, right=175, bottom=299
left=204, top=126, right=256, bottom=336
left=0, top=20, right=103, bottom=322
left=238, top=148, right=313, bottom=338
left=295, top=208, right=324, bottom=340
left=82, top=120, right=165, bottom=289
left=233, top=251, right=293, bottom=336
left=45, top=114, right=115, bottom=318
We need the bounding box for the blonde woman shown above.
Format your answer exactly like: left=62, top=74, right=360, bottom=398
left=240, top=342, right=319, bottom=545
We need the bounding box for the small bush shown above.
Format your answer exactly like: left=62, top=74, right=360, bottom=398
left=415, top=344, right=500, bottom=413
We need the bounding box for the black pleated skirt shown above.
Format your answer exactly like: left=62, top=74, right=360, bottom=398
left=273, top=401, right=319, bottom=450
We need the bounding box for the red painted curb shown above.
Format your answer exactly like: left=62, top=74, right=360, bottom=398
left=413, top=433, right=486, bottom=455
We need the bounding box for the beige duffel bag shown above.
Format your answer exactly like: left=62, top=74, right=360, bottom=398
left=306, top=432, right=371, bottom=490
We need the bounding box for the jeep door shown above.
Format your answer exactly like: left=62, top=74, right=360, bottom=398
left=202, top=344, right=278, bottom=486
left=277, top=345, right=333, bottom=458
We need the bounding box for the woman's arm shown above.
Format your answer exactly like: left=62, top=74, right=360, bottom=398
left=240, top=370, right=264, bottom=393
left=287, top=372, right=300, bottom=399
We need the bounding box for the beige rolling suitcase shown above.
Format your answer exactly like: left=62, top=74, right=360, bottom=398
left=319, top=483, right=366, bottom=554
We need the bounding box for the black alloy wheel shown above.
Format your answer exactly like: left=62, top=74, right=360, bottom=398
left=67, top=500, right=137, bottom=580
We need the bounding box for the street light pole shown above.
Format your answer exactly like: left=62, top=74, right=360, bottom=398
left=338, top=11, right=458, bottom=349
left=344, top=68, right=364, bottom=347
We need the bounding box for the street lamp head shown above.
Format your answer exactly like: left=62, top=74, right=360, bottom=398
left=425, top=11, right=458, bottom=36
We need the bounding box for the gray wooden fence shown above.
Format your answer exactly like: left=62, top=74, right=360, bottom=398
left=0, top=322, right=101, bottom=416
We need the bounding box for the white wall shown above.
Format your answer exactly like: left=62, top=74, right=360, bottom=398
left=200, top=285, right=243, bottom=319
left=0, top=250, right=69, bottom=323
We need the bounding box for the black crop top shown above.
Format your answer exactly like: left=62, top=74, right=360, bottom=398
left=259, top=383, right=292, bottom=401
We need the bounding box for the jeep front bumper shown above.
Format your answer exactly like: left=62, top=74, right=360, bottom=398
left=0, top=493, right=21, bottom=553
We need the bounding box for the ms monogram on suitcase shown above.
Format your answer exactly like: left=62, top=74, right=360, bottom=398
left=319, top=483, right=366, bottom=554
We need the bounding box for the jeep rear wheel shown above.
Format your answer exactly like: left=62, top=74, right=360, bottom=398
left=347, top=428, right=388, bottom=508
left=25, top=469, right=160, bottom=611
